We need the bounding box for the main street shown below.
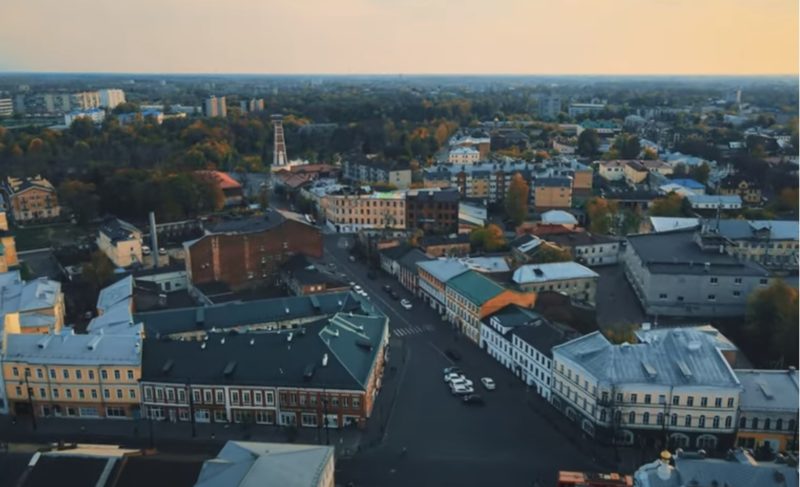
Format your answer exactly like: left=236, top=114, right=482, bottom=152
left=319, top=233, right=605, bottom=487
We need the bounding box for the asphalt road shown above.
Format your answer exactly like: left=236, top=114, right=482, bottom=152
left=319, top=233, right=601, bottom=487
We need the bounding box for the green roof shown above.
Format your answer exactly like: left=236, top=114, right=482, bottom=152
left=446, top=270, right=506, bottom=305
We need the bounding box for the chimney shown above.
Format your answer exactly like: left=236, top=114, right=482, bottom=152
left=149, top=212, right=159, bottom=268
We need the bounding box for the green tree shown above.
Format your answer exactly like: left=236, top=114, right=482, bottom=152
left=613, top=134, right=641, bottom=159
left=505, top=172, right=530, bottom=226
left=82, top=251, right=115, bottom=289
left=470, top=224, right=507, bottom=252
left=744, top=280, right=799, bottom=367
left=649, top=193, right=687, bottom=217
left=577, top=129, right=600, bottom=157
left=586, top=197, right=618, bottom=234
left=530, top=245, right=572, bottom=264
left=688, top=162, right=710, bottom=184
left=58, top=180, right=100, bottom=224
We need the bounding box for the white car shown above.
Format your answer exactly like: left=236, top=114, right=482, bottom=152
left=481, top=377, right=496, bottom=390
left=451, top=377, right=473, bottom=389
left=450, top=383, right=475, bottom=395
left=400, top=299, right=412, bottom=310
left=444, top=372, right=463, bottom=383
left=353, top=285, right=362, bottom=292
left=357, top=290, right=368, bottom=297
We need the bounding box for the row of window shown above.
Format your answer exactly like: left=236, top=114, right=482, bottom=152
left=144, top=386, right=362, bottom=411
left=11, top=366, right=134, bottom=382
left=739, top=416, right=796, bottom=432
left=598, top=390, right=735, bottom=409
left=15, top=385, right=136, bottom=401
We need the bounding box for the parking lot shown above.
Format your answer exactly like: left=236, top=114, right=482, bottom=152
left=320, top=234, right=601, bottom=487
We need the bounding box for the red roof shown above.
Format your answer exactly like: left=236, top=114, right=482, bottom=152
left=196, top=171, right=242, bottom=190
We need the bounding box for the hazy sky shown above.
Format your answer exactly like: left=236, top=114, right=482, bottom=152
left=1, top=0, right=797, bottom=75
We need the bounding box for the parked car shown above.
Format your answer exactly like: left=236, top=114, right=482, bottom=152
left=462, top=394, right=485, bottom=406
left=353, top=284, right=362, bottom=292
left=400, top=299, right=412, bottom=310
left=158, top=248, right=167, bottom=255
left=445, top=348, right=462, bottom=361
left=443, top=372, right=463, bottom=383
left=348, top=255, right=356, bottom=262
left=450, top=383, right=474, bottom=395
left=142, top=246, right=151, bottom=255
left=450, top=377, right=473, bottom=388
left=443, top=366, right=462, bottom=375
left=480, top=377, right=496, bottom=391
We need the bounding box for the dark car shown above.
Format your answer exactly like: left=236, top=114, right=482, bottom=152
left=445, top=348, right=462, bottom=361
left=382, top=285, right=392, bottom=293
left=462, top=394, right=484, bottom=406
left=389, top=290, right=400, bottom=300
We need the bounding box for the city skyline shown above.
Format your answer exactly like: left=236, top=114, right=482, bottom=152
left=1, top=0, right=797, bottom=75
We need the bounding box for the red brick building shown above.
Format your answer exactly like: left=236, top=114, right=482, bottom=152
left=185, top=210, right=322, bottom=292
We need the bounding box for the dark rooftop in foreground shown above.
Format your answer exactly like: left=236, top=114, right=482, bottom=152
left=204, top=209, right=288, bottom=234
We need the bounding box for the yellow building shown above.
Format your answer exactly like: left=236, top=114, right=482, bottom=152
left=323, top=191, right=406, bottom=233
left=2, top=330, right=142, bottom=418
left=735, top=369, right=799, bottom=453
left=0, top=270, right=65, bottom=334
left=97, top=218, right=143, bottom=268
left=0, top=211, right=18, bottom=272
left=534, top=177, right=572, bottom=209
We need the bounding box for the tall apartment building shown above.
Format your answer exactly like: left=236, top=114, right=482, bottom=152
left=70, top=91, right=101, bottom=110
left=423, top=161, right=532, bottom=203
left=533, top=177, right=573, bottom=209
left=405, top=188, right=459, bottom=234
left=552, top=327, right=741, bottom=450
left=323, top=191, right=407, bottom=233
left=0, top=98, right=12, bottom=118
left=342, top=156, right=412, bottom=189
left=98, top=89, right=126, bottom=109
left=538, top=94, right=562, bottom=120
left=240, top=98, right=265, bottom=113
left=204, top=96, right=227, bottom=117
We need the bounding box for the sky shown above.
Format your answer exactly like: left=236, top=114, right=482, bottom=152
left=1, top=0, right=797, bottom=75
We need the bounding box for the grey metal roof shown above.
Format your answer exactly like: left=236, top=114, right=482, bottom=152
left=204, top=209, right=287, bottom=234
left=416, top=259, right=469, bottom=283
left=714, top=219, right=799, bottom=241
left=553, top=328, right=740, bottom=388
left=635, top=451, right=798, bottom=487
left=397, top=248, right=431, bottom=271
left=134, top=291, right=363, bottom=336
left=512, top=262, right=598, bottom=284
left=141, top=312, right=387, bottom=390
left=627, top=229, right=769, bottom=277
left=0, top=272, right=61, bottom=321
left=195, top=441, right=334, bottom=487
left=541, top=210, right=578, bottom=225
left=97, top=275, right=133, bottom=314
left=98, top=218, right=141, bottom=244
left=4, top=330, right=142, bottom=366
left=735, top=369, right=799, bottom=413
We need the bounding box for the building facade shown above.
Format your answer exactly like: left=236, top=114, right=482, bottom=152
left=342, top=157, right=412, bottom=189
left=98, top=89, right=126, bottom=109
left=3, top=175, right=61, bottom=223
left=323, top=191, right=406, bottom=233
left=448, top=147, right=481, bottom=164
left=552, top=328, right=741, bottom=450
left=405, top=188, right=459, bottom=234
left=204, top=96, right=227, bottom=117
left=417, top=259, right=469, bottom=315
left=512, top=262, right=599, bottom=306
left=735, top=369, right=798, bottom=453
left=533, top=177, right=572, bottom=209
left=97, top=218, right=143, bottom=268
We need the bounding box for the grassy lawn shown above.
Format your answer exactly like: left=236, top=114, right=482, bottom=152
left=14, top=223, right=96, bottom=251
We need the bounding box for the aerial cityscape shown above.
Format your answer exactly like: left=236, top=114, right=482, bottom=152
left=0, top=1, right=798, bottom=487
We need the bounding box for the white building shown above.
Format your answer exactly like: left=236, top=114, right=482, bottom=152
left=448, top=146, right=481, bottom=165
left=0, top=98, right=12, bottom=118
left=416, top=259, right=468, bottom=314
left=551, top=327, right=742, bottom=450
left=568, top=103, right=606, bottom=117
left=512, top=262, right=599, bottom=306
left=64, top=108, right=106, bottom=126
left=686, top=194, right=742, bottom=211
left=480, top=305, right=574, bottom=399
left=98, top=89, right=126, bottom=109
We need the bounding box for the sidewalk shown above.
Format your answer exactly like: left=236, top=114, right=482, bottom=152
left=0, top=414, right=363, bottom=458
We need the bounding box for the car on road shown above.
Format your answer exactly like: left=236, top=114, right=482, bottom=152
left=462, top=394, right=484, bottom=406
left=349, top=281, right=356, bottom=287
left=481, top=378, right=496, bottom=391
left=327, top=262, right=336, bottom=269
left=357, top=290, right=368, bottom=297
left=450, top=383, right=474, bottom=395
left=443, top=372, right=463, bottom=383
left=450, top=377, right=473, bottom=388
left=352, top=284, right=362, bottom=292
left=348, top=255, right=356, bottom=262
left=443, top=366, right=462, bottom=375
left=400, top=299, right=412, bottom=310
left=382, top=285, right=392, bottom=293
left=445, top=348, right=462, bottom=361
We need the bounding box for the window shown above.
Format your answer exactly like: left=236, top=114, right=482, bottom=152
left=352, top=397, right=361, bottom=409
left=790, top=419, right=796, bottom=431
left=751, top=417, right=759, bottom=429
left=764, top=418, right=771, bottom=430
left=127, top=370, right=134, bottom=380
left=203, top=390, right=212, bottom=404
left=616, top=393, right=623, bottom=403
left=243, top=391, right=251, bottom=406
left=66, top=389, right=73, bottom=399
left=178, top=389, right=186, bottom=403
left=63, top=369, right=69, bottom=379
left=709, top=277, right=718, bottom=284
left=11, top=367, right=18, bottom=377
left=231, top=391, right=240, bottom=405
left=265, top=392, right=275, bottom=406
left=38, top=388, right=45, bottom=398
left=659, top=394, right=666, bottom=405
left=106, top=407, right=126, bottom=418
left=78, top=389, right=85, bottom=399
left=88, top=370, right=95, bottom=380
left=733, top=291, right=741, bottom=297
left=76, top=370, right=82, bottom=380
left=214, top=410, right=227, bottom=423
left=192, top=390, right=201, bottom=403
left=707, top=294, right=716, bottom=301
left=179, top=409, right=191, bottom=421
left=657, top=413, right=664, bottom=425
left=155, top=388, right=164, bottom=401
left=727, top=398, right=734, bottom=408
left=628, top=412, right=635, bottom=424
left=301, top=413, right=318, bottom=427
left=103, top=389, right=110, bottom=399
left=725, top=416, right=732, bottom=428
left=101, top=370, right=108, bottom=380
left=36, top=369, right=43, bottom=379
left=714, top=397, right=722, bottom=408
left=687, top=396, right=694, bottom=407
left=740, top=416, right=747, bottom=428
left=776, top=419, right=783, bottom=430
left=216, top=390, right=224, bottom=404
left=672, top=396, right=680, bottom=406
left=643, top=412, right=650, bottom=425
left=129, top=389, right=136, bottom=399
left=685, top=415, right=692, bottom=427
left=144, top=387, right=153, bottom=401
left=49, top=369, right=56, bottom=379
left=698, top=415, right=706, bottom=428
left=759, top=279, right=768, bottom=285
left=712, top=416, right=720, bottom=428
left=644, top=394, right=651, bottom=404
left=91, top=389, right=97, bottom=399
left=700, top=397, right=708, bottom=407
left=630, top=394, right=637, bottom=404
left=254, top=391, right=263, bottom=406
left=166, top=389, right=175, bottom=402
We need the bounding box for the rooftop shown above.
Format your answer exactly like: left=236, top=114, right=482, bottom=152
left=0, top=271, right=61, bottom=320
left=686, top=194, right=742, bottom=206
left=668, top=178, right=705, bottom=190
left=540, top=210, right=578, bottom=225
left=134, top=291, right=364, bottom=336
left=513, top=262, right=598, bottom=284
left=4, top=330, right=142, bottom=366
left=397, top=248, right=431, bottom=271
left=141, top=312, right=386, bottom=390
left=534, top=177, right=572, bottom=188
left=96, top=275, right=133, bottom=314
left=553, top=328, right=741, bottom=388
left=735, top=369, right=799, bottom=413
left=195, top=441, right=333, bottom=487
left=626, top=229, right=770, bottom=277
left=197, top=171, right=243, bottom=190
left=419, top=234, right=470, bottom=247
left=4, top=175, right=55, bottom=195
left=446, top=270, right=506, bottom=305
left=543, top=231, right=617, bottom=248
left=416, top=259, right=469, bottom=283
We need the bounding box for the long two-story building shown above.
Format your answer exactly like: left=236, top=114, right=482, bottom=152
left=140, top=312, right=388, bottom=429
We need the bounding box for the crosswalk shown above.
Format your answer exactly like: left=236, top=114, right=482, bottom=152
left=392, top=324, right=435, bottom=337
